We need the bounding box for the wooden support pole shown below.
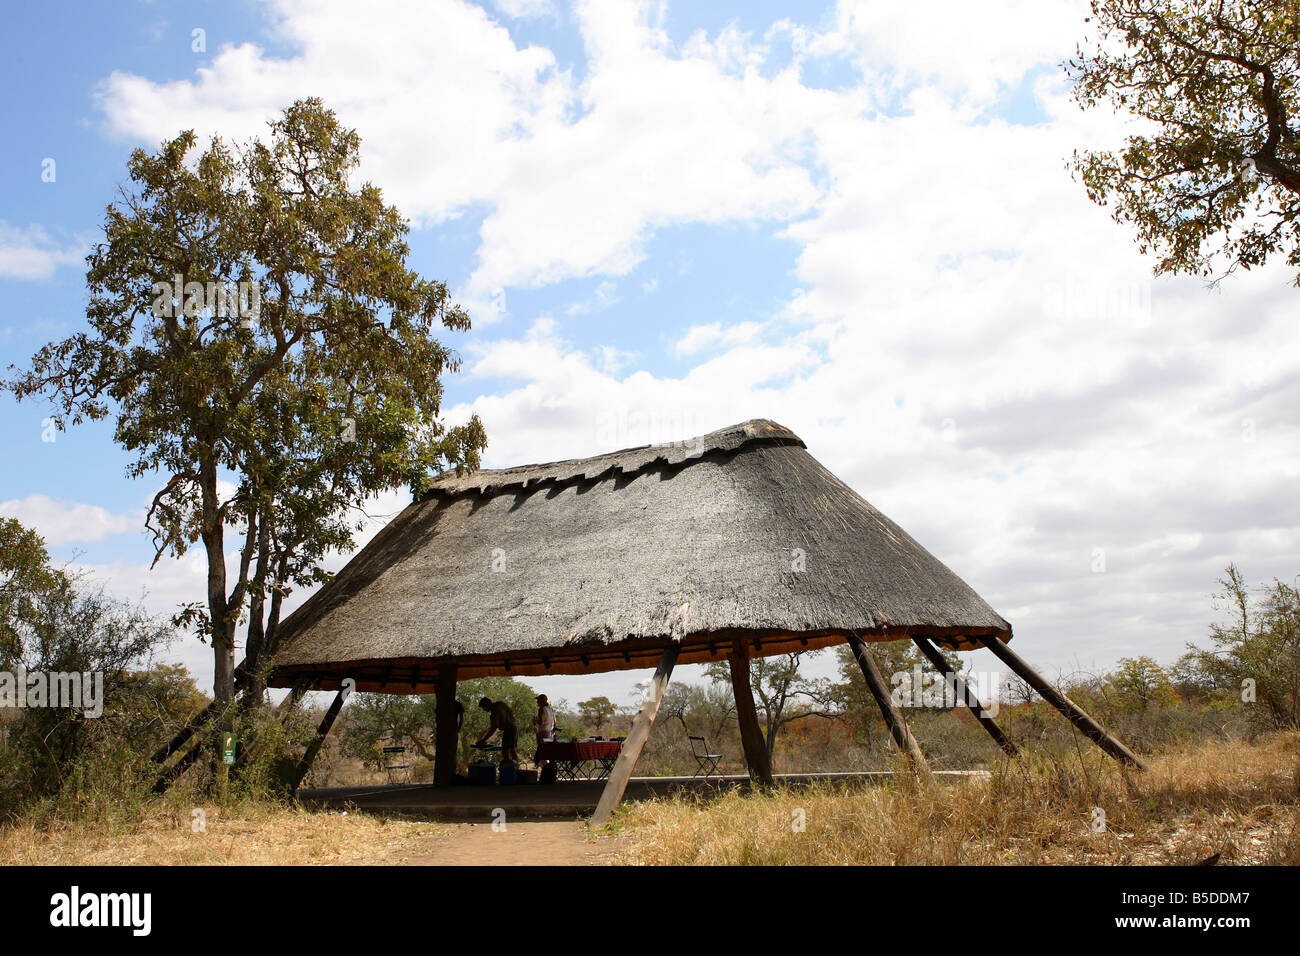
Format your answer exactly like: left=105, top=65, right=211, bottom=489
left=150, top=663, right=268, bottom=796
left=728, top=640, right=773, bottom=786
left=153, top=662, right=263, bottom=766
left=845, top=633, right=933, bottom=783
left=591, top=644, right=679, bottom=826
left=979, top=636, right=1145, bottom=770
left=151, top=736, right=206, bottom=794
left=434, top=664, right=460, bottom=787
left=226, top=677, right=317, bottom=774
left=291, top=686, right=348, bottom=791
left=150, top=700, right=219, bottom=764
left=912, top=636, right=1019, bottom=756
left=275, top=675, right=313, bottom=719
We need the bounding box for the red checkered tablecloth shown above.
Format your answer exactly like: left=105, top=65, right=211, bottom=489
left=536, top=740, right=621, bottom=762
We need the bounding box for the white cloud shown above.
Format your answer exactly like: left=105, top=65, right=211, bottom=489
left=97, top=0, right=564, bottom=225
left=95, top=0, right=829, bottom=311
left=809, top=0, right=1086, bottom=105
left=595, top=344, right=636, bottom=375
left=673, top=320, right=764, bottom=357
left=463, top=0, right=829, bottom=294
left=565, top=279, right=620, bottom=316
left=0, top=222, right=84, bottom=280
left=0, top=495, right=138, bottom=546
left=489, top=0, right=556, bottom=19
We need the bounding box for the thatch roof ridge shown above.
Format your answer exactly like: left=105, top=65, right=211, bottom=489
left=424, top=418, right=802, bottom=499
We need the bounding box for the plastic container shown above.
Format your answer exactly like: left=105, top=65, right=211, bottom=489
left=468, top=761, right=496, bottom=786
left=498, top=762, right=518, bottom=785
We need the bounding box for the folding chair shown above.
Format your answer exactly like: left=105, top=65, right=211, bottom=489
left=688, top=735, right=722, bottom=778
left=382, top=745, right=410, bottom=784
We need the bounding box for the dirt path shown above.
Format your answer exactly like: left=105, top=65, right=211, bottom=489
left=393, top=821, right=623, bottom=866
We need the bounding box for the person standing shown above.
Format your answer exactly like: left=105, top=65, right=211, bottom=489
left=534, top=693, right=556, bottom=771
left=475, top=696, right=518, bottom=763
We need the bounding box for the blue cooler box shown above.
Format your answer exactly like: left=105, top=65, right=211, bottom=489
left=468, top=762, right=496, bottom=785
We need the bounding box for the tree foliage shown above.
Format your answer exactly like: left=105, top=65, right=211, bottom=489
left=1068, top=1, right=1300, bottom=283
left=5, top=99, right=486, bottom=708
left=658, top=680, right=736, bottom=744
left=1106, top=656, right=1179, bottom=711
left=576, top=696, right=616, bottom=734
left=0, top=519, right=71, bottom=667
left=0, top=519, right=184, bottom=811
left=1182, top=563, right=1300, bottom=729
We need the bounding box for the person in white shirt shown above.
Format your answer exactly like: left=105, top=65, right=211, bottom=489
left=534, top=694, right=556, bottom=772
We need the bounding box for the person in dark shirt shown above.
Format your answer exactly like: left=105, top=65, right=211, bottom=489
left=475, top=696, right=518, bottom=762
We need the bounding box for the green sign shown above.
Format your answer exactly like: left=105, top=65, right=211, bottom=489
left=221, top=732, right=235, bottom=765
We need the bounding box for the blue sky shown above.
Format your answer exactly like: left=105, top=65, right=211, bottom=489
left=3, top=0, right=1299, bottom=712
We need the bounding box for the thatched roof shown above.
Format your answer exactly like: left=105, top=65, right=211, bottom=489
left=269, top=419, right=1011, bottom=692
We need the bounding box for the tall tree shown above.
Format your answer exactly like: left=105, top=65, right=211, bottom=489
left=1068, top=1, right=1300, bottom=283
left=577, top=696, right=617, bottom=735
left=6, top=99, right=486, bottom=731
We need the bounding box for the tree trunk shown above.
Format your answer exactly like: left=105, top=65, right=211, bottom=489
left=241, top=508, right=271, bottom=709
left=728, top=641, right=774, bottom=785
left=200, top=458, right=233, bottom=799
left=1256, top=153, right=1300, bottom=198
left=241, top=510, right=271, bottom=711
left=202, top=544, right=233, bottom=701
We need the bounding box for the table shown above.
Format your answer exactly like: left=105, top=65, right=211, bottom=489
left=535, top=740, right=622, bottom=780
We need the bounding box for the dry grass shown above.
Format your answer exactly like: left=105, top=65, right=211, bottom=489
left=3, top=734, right=1295, bottom=866
left=609, top=732, right=1300, bottom=865
left=0, top=799, right=448, bottom=866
